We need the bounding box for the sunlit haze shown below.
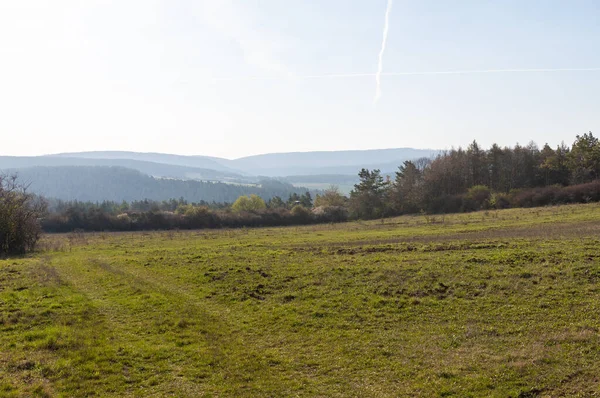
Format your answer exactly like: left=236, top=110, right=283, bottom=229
left=1, top=0, right=599, bottom=158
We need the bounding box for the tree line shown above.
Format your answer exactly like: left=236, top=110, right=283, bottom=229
left=41, top=192, right=322, bottom=233
left=349, top=132, right=600, bottom=218
left=3, top=132, right=600, bottom=255
left=41, top=128, right=600, bottom=233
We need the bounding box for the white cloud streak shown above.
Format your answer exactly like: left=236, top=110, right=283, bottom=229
left=374, top=0, right=394, bottom=104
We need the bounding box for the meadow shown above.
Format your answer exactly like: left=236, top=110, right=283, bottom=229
left=2, top=204, right=600, bottom=397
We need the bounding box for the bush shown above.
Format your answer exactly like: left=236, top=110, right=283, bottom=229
left=506, top=181, right=600, bottom=208
left=290, top=205, right=313, bottom=223
left=425, top=194, right=463, bottom=214
left=0, top=174, right=47, bottom=255
left=466, top=185, right=491, bottom=210
left=312, top=206, right=349, bottom=223
left=183, top=206, right=219, bottom=229
left=489, top=193, right=510, bottom=209
left=510, top=186, right=561, bottom=208
left=563, top=180, right=600, bottom=203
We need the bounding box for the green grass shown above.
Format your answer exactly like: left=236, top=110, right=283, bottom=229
left=2, top=203, right=600, bottom=396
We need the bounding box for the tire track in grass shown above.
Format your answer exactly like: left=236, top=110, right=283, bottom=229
left=49, top=254, right=237, bottom=396
left=84, top=255, right=285, bottom=395
left=1, top=258, right=123, bottom=397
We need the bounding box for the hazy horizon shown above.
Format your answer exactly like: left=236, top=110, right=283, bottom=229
left=0, top=139, right=577, bottom=161
left=37, top=146, right=439, bottom=158
left=2, top=1, right=598, bottom=158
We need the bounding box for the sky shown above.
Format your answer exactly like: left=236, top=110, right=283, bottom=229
left=1, top=0, right=599, bottom=159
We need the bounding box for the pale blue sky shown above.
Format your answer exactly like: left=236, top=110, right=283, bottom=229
left=1, top=0, right=599, bottom=158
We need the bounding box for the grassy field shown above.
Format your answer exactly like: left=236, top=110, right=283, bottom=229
left=2, top=204, right=600, bottom=397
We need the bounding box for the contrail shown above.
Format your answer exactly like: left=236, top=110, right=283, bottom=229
left=210, top=67, right=600, bottom=82
left=374, top=0, right=394, bottom=104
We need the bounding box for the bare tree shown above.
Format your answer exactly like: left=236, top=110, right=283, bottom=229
left=0, top=174, right=47, bottom=255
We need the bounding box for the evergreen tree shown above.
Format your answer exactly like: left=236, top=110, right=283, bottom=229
left=392, top=161, right=422, bottom=214
left=569, top=132, right=600, bottom=184
left=300, top=192, right=313, bottom=208
left=349, top=169, right=390, bottom=219
left=268, top=196, right=286, bottom=209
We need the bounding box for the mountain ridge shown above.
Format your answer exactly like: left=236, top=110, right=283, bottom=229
left=0, top=156, right=247, bottom=181
left=43, top=148, right=438, bottom=177
left=0, top=148, right=440, bottom=198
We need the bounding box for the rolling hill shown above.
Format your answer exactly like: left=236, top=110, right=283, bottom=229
left=0, top=148, right=438, bottom=199
left=0, top=156, right=247, bottom=182
left=43, top=148, right=438, bottom=178
left=48, top=151, right=241, bottom=174
left=4, top=166, right=310, bottom=203
left=225, top=148, right=438, bottom=176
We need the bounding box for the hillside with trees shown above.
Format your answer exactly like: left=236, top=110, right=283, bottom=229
left=223, top=148, right=437, bottom=176
left=34, top=148, right=439, bottom=179
left=6, top=133, right=600, bottom=234
left=348, top=132, right=600, bottom=218
left=0, top=156, right=247, bottom=182
left=48, top=151, right=237, bottom=173
left=5, top=166, right=312, bottom=203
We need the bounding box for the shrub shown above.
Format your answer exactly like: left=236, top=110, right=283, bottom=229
left=466, top=185, right=491, bottom=210
left=489, top=193, right=510, bottom=209
left=290, top=205, right=313, bottom=223
left=509, top=186, right=560, bottom=208
left=563, top=180, right=600, bottom=203
left=426, top=194, right=463, bottom=214
left=183, top=206, right=219, bottom=229
left=506, top=182, right=600, bottom=208
left=312, top=206, right=349, bottom=223
left=0, top=174, right=47, bottom=255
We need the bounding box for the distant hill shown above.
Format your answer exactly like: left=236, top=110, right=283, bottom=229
left=226, top=148, right=437, bottom=176
left=42, top=148, right=437, bottom=178
left=2, top=148, right=439, bottom=192
left=0, top=156, right=247, bottom=182
left=48, top=151, right=242, bottom=174
left=4, top=166, right=310, bottom=203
